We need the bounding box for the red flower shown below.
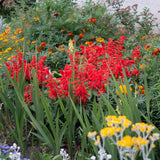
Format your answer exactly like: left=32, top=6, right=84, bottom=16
left=73, top=83, right=90, bottom=104
left=5, top=54, right=50, bottom=87
left=24, top=84, right=33, bottom=104
left=61, top=28, right=66, bottom=32
left=54, top=13, right=59, bottom=17
left=88, top=17, right=97, bottom=23
left=45, top=36, right=141, bottom=105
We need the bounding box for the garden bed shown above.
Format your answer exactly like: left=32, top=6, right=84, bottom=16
left=0, top=0, right=160, bottom=159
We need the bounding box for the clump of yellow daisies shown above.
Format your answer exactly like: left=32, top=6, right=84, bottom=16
left=88, top=115, right=159, bottom=160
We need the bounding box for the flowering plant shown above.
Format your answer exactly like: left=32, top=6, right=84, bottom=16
left=0, top=143, right=30, bottom=160
left=88, top=115, right=159, bottom=160
left=45, top=37, right=140, bottom=104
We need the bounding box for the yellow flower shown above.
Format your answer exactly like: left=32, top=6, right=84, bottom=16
left=138, top=86, right=143, bottom=90
left=151, top=144, right=155, bottom=148
left=34, top=17, right=39, bottom=21
left=104, top=83, right=107, bottom=87
left=94, top=136, right=100, bottom=146
left=122, top=119, right=132, bottom=128
left=3, top=39, right=8, bottom=42
left=116, top=85, right=132, bottom=95
left=117, top=135, right=135, bottom=147
left=11, top=36, right=16, bottom=39
left=132, top=123, right=155, bottom=133
left=7, top=47, right=12, bottom=50
left=96, top=37, right=104, bottom=42
left=48, top=52, right=52, bottom=54
left=19, top=37, right=24, bottom=42
left=3, top=49, right=8, bottom=53
left=68, top=39, right=74, bottom=53
left=100, top=127, right=111, bottom=137
left=32, top=41, right=36, bottom=44
left=88, top=131, right=97, bottom=138
left=134, top=137, right=149, bottom=146
left=85, top=41, right=90, bottom=45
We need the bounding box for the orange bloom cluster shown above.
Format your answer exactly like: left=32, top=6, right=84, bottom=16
left=37, top=42, right=47, bottom=52
left=152, top=48, right=160, bottom=55
left=67, top=33, right=74, bottom=37
left=88, top=17, right=97, bottom=23
left=79, top=33, right=84, bottom=40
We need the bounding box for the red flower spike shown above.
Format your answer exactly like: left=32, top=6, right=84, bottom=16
left=45, top=37, right=141, bottom=104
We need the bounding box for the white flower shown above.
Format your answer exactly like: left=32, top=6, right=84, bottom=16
left=9, top=143, right=21, bottom=160
left=60, top=148, right=70, bottom=160
left=90, top=155, right=96, bottom=160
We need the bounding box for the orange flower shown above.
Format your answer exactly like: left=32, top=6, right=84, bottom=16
left=5, top=27, right=10, bottom=30
left=96, top=37, right=104, bottom=42
left=34, top=17, right=39, bottom=21
left=138, top=86, right=145, bottom=95
left=37, top=46, right=41, bottom=52
left=144, top=44, right=150, bottom=50
left=140, top=64, right=148, bottom=69
left=94, top=5, right=98, bottom=8
left=152, top=48, right=160, bottom=55
left=15, top=28, right=23, bottom=34
left=69, top=15, right=75, bottom=18
left=88, top=18, right=97, bottom=23
left=71, top=39, right=76, bottom=44
left=142, top=36, right=146, bottom=39
left=24, top=23, right=31, bottom=26
left=79, top=33, right=84, bottom=40
left=41, top=42, right=46, bottom=48
left=58, top=44, right=65, bottom=51
left=48, top=47, right=54, bottom=52
left=67, top=33, right=74, bottom=37
left=58, top=44, right=64, bottom=48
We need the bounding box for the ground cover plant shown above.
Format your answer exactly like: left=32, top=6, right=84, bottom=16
left=0, top=0, right=160, bottom=159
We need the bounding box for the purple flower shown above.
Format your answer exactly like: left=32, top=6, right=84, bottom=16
left=2, top=149, right=9, bottom=154
left=0, top=144, right=10, bottom=150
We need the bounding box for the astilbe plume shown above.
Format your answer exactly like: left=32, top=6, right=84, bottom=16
left=45, top=37, right=141, bottom=104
